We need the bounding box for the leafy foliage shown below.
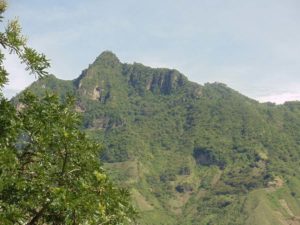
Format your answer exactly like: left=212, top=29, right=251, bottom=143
left=0, top=3, right=136, bottom=225
left=0, top=0, right=49, bottom=92
left=1, top=93, right=135, bottom=224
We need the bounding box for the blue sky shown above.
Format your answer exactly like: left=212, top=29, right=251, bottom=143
left=3, top=0, right=300, bottom=103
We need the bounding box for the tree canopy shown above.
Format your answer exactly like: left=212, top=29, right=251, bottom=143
left=0, top=1, right=136, bottom=224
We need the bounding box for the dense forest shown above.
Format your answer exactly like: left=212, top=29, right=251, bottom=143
left=22, top=51, right=300, bottom=225
left=1, top=0, right=300, bottom=224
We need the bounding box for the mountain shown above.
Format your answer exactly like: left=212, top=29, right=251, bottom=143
left=21, top=51, right=300, bottom=225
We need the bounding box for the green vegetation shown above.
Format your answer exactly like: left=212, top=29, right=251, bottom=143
left=1, top=93, right=136, bottom=224
left=0, top=3, right=135, bottom=224
left=24, top=50, right=300, bottom=225
left=9, top=0, right=300, bottom=223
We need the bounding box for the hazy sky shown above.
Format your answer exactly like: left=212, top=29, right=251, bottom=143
left=3, top=0, right=300, bottom=103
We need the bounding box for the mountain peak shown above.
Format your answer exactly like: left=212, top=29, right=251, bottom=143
left=93, top=51, right=120, bottom=67
left=19, top=52, right=300, bottom=225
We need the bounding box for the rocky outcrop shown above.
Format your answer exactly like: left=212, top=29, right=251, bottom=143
left=126, top=64, right=186, bottom=95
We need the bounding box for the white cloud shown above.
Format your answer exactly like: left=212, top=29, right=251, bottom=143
left=257, top=92, right=300, bottom=104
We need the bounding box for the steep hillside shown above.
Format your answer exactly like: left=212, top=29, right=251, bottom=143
left=21, top=51, right=300, bottom=225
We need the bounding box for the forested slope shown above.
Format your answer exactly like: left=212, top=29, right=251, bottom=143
left=22, top=51, right=300, bottom=225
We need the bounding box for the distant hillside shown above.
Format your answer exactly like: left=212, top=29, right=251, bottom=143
left=21, top=51, right=300, bottom=225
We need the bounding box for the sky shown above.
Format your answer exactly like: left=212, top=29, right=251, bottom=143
left=3, top=0, right=300, bottom=104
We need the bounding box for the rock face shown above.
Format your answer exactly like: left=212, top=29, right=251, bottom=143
left=128, top=67, right=185, bottom=95
left=73, top=51, right=189, bottom=104
left=23, top=51, right=300, bottom=225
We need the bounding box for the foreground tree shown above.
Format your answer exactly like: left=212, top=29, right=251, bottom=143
left=1, top=93, right=136, bottom=224
left=0, top=1, right=136, bottom=224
